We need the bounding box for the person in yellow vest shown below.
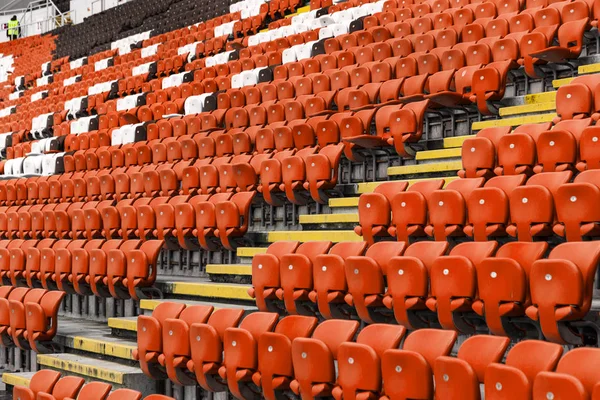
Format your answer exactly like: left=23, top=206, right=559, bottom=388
left=7, top=16, right=20, bottom=41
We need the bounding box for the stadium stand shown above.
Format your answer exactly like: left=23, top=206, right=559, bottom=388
left=2, top=0, right=600, bottom=397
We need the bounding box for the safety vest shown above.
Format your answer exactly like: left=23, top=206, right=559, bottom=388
left=8, top=20, right=18, bottom=36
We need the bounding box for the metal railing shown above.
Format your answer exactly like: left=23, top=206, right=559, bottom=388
left=0, top=0, right=74, bottom=38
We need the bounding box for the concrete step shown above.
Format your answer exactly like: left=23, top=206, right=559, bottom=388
left=206, top=264, right=251, bottom=276
left=36, top=353, right=156, bottom=394
left=387, top=160, right=462, bottom=178
left=55, top=317, right=137, bottom=361
left=472, top=113, right=556, bottom=130
left=108, top=316, right=138, bottom=333
left=2, top=372, right=34, bottom=389
left=158, top=279, right=253, bottom=302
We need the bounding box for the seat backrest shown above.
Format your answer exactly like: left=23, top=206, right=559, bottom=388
left=179, top=305, right=214, bottom=327
left=327, top=241, right=368, bottom=259
left=526, top=171, right=573, bottom=195
left=207, top=308, right=245, bottom=339
left=403, top=241, right=449, bottom=271
left=476, top=126, right=511, bottom=147
left=407, top=179, right=444, bottom=196
left=75, top=382, right=112, bottom=400
left=548, top=242, right=600, bottom=290
left=445, top=177, right=485, bottom=198
left=555, top=348, right=600, bottom=394
left=494, top=242, right=548, bottom=276
left=403, top=329, right=457, bottom=366
left=295, top=241, right=334, bottom=264
left=51, top=376, right=85, bottom=399
left=457, top=335, right=510, bottom=382
left=505, top=340, right=563, bottom=383
left=274, top=315, right=319, bottom=341
left=374, top=181, right=409, bottom=201
left=152, top=302, right=186, bottom=325
left=237, top=312, right=279, bottom=340
left=449, top=242, right=498, bottom=266
left=355, top=324, right=405, bottom=357
left=364, top=242, right=407, bottom=274
left=311, top=319, right=360, bottom=358
left=574, top=169, right=600, bottom=186
left=106, top=388, right=143, bottom=400
left=483, top=174, right=526, bottom=194
left=29, top=369, right=61, bottom=396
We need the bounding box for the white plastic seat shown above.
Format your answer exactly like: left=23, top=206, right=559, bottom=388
left=297, top=41, right=316, bottom=60
left=332, top=23, right=349, bottom=37
left=241, top=70, right=258, bottom=87
left=184, top=93, right=213, bottom=115
left=23, top=156, right=43, bottom=175
left=231, top=73, right=244, bottom=89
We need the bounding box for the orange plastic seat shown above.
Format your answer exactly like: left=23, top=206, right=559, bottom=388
left=532, top=348, right=600, bottom=400
left=106, top=389, right=143, bottom=400
left=133, top=302, right=186, bottom=380
left=434, top=335, right=510, bottom=400
left=64, top=381, right=112, bottom=400
left=332, top=324, right=405, bottom=400
left=426, top=241, right=498, bottom=333
left=425, top=178, right=485, bottom=240
left=290, top=320, right=360, bottom=399
left=35, top=376, right=85, bottom=400
left=380, top=329, right=457, bottom=400
left=277, top=241, right=333, bottom=315
left=223, top=313, right=311, bottom=400
left=354, top=181, right=409, bottom=244
left=187, top=309, right=247, bottom=392
left=553, top=170, right=600, bottom=241
left=160, top=305, right=214, bottom=385
left=344, top=242, right=407, bottom=323
left=383, top=241, right=449, bottom=329
left=458, top=126, right=511, bottom=179
left=472, top=242, right=548, bottom=336
left=388, top=179, right=445, bottom=242
left=248, top=241, right=300, bottom=312
left=464, top=174, right=527, bottom=241
left=484, top=340, right=563, bottom=400
left=253, top=315, right=319, bottom=400
left=12, top=369, right=61, bottom=400
left=527, top=241, right=600, bottom=344
left=507, top=171, right=572, bottom=241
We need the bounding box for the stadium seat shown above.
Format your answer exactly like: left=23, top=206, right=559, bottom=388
left=381, top=329, right=458, bottom=400
left=434, top=335, right=510, bottom=400
left=290, top=319, right=360, bottom=398
left=12, top=369, right=61, bottom=400
left=527, top=241, right=600, bottom=344
left=532, top=348, right=600, bottom=400
left=332, top=324, right=405, bottom=400
left=484, top=340, right=563, bottom=400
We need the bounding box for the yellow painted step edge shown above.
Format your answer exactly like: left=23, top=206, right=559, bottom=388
left=329, top=197, right=360, bottom=208
left=472, top=113, right=556, bottom=130
left=37, top=355, right=126, bottom=384
left=69, top=336, right=136, bottom=360
left=2, top=373, right=31, bottom=388
left=523, top=91, right=556, bottom=105
left=299, top=213, right=359, bottom=224
left=415, top=147, right=461, bottom=161
left=268, top=230, right=362, bottom=242
left=499, top=101, right=556, bottom=117
left=108, top=317, right=137, bottom=332
left=206, top=264, right=252, bottom=275
left=388, top=160, right=463, bottom=176
left=553, top=77, right=574, bottom=87
left=168, top=282, right=252, bottom=300
left=237, top=247, right=267, bottom=257
left=443, top=135, right=471, bottom=149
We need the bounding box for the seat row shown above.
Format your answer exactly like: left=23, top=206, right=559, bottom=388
left=0, top=182, right=254, bottom=250
left=356, top=169, right=600, bottom=243
left=0, top=239, right=163, bottom=300
left=461, top=119, right=600, bottom=180
left=13, top=369, right=174, bottom=400
left=136, top=303, right=600, bottom=400
left=249, top=239, right=600, bottom=344
left=0, top=286, right=64, bottom=353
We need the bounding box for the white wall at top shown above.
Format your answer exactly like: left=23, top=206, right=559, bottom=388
left=70, top=0, right=125, bottom=25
